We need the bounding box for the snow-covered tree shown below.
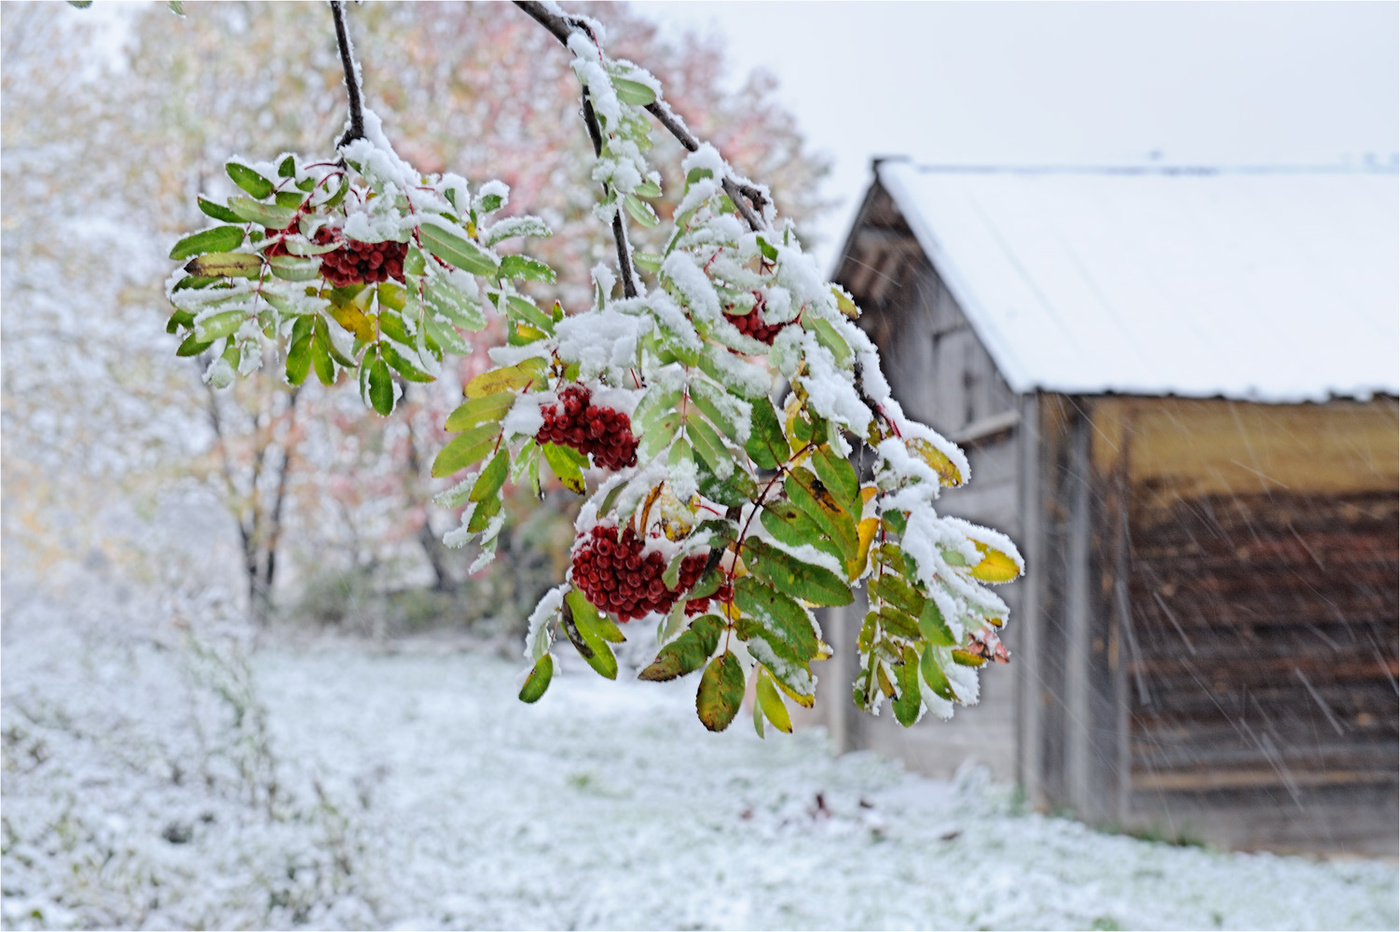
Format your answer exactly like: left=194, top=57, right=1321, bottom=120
left=162, top=0, right=1023, bottom=732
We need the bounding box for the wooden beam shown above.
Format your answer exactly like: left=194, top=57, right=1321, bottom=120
left=1017, top=393, right=1046, bottom=809
left=1065, top=403, right=1093, bottom=816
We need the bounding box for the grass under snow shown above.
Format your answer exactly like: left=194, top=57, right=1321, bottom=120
left=2, top=582, right=1396, bottom=930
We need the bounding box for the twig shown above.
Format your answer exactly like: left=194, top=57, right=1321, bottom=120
left=512, top=0, right=771, bottom=236
left=330, top=1, right=365, bottom=148
left=580, top=88, right=640, bottom=298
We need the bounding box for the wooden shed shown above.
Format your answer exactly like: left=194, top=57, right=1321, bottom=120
left=815, top=162, right=1400, bottom=856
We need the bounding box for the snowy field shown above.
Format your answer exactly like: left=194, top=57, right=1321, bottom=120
left=3, top=581, right=1397, bottom=931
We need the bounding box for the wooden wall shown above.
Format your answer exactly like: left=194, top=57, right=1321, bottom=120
left=1094, top=397, right=1400, bottom=854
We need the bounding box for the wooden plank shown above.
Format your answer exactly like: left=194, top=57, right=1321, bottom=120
left=1017, top=393, right=1045, bottom=808
left=1064, top=405, right=1093, bottom=816
left=1134, top=768, right=1396, bottom=793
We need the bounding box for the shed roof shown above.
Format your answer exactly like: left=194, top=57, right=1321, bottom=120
left=868, top=162, right=1399, bottom=402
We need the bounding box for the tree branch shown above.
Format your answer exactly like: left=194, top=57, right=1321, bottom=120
left=580, top=88, right=639, bottom=299
left=512, top=0, right=771, bottom=239
left=330, top=0, right=365, bottom=148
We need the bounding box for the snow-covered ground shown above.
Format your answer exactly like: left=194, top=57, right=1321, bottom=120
left=3, top=581, right=1396, bottom=931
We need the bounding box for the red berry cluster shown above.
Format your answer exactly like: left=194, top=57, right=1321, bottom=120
left=535, top=385, right=638, bottom=471
left=311, top=228, right=407, bottom=288
left=684, top=581, right=733, bottom=616
left=571, top=524, right=707, bottom=622
left=728, top=303, right=789, bottom=345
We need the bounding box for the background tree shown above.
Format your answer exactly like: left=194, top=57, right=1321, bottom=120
left=2, top=1, right=830, bottom=629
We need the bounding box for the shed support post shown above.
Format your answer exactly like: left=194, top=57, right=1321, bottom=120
left=1017, top=392, right=1045, bottom=808
left=1065, top=405, right=1094, bottom=816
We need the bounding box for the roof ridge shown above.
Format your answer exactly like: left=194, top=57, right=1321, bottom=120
left=898, top=163, right=1400, bottom=176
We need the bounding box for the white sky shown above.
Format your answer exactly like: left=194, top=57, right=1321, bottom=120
left=633, top=1, right=1400, bottom=264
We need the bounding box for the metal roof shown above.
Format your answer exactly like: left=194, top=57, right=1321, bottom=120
left=871, top=162, right=1399, bottom=402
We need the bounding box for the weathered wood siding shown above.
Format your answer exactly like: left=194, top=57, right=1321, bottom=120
left=1097, top=397, right=1399, bottom=854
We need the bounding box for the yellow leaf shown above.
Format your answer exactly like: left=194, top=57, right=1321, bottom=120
left=905, top=437, right=965, bottom=487
left=464, top=358, right=547, bottom=399
left=326, top=300, right=376, bottom=343
left=847, top=516, right=880, bottom=580
left=768, top=668, right=815, bottom=708
left=970, top=541, right=1021, bottom=583
left=831, top=284, right=859, bottom=319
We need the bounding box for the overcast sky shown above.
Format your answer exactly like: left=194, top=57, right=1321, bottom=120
left=634, top=1, right=1400, bottom=263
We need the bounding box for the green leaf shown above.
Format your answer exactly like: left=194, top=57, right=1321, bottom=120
left=685, top=412, right=732, bottom=479
left=872, top=606, right=921, bottom=642
left=696, top=457, right=756, bottom=509
left=445, top=392, right=514, bottom=433
left=380, top=342, right=435, bottom=383
left=273, top=189, right=304, bottom=211
left=422, top=272, right=486, bottom=331
left=741, top=538, right=852, bottom=607
left=225, top=162, right=275, bottom=199
left=869, top=571, right=925, bottom=619
left=696, top=652, right=744, bottom=732
left=267, top=255, right=320, bottom=281
left=892, top=646, right=922, bottom=726
left=499, top=254, right=557, bottom=283
left=276, top=154, right=296, bottom=178
left=418, top=219, right=498, bottom=277
left=921, top=644, right=955, bottom=700
left=542, top=441, right=587, bottom=494
left=424, top=315, right=472, bottom=356
left=632, top=384, right=683, bottom=435
left=466, top=493, right=503, bottom=534
left=518, top=654, right=553, bottom=703
left=229, top=196, right=297, bottom=228
left=170, top=226, right=244, bottom=261
left=470, top=450, right=510, bottom=503
left=755, top=236, right=779, bottom=262
left=193, top=309, right=245, bottom=342
left=176, top=333, right=214, bottom=357
left=733, top=575, right=820, bottom=664
left=920, top=597, right=957, bottom=647
left=635, top=179, right=663, bottom=199
left=623, top=193, right=660, bottom=228
left=368, top=350, right=394, bottom=415
left=810, top=317, right=853, bottom=369
left=633, top=250, right=662, bottom=273
left=638, top=409, right=682, bottom=462
left=433, top=422, right=501, bottom=477
left=759, top=501, right=844, bottom=565
left=311, top=317, right=336, bottom=385
left=785, top=469, right=858, bottom=562
left=197, top=196, right=243, bottom=224
left=564, top=589, right=618, bottom=679
left=504, top=294, right=554, bottom=333
left=184, top=252, right=261, bottom=278
left=756, top=669, right=792, bottom=733
left=285, top=318, right=313, bottom=385
left=745, top=397, right=787, bottom=470
left=612, top=76, right=657, bottom=106
left=812, top=444, right=860, bottom=515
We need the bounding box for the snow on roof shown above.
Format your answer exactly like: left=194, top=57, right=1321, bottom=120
left=876, top=162, right=1400, bottom=402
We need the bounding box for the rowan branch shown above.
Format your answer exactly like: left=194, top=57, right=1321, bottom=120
left=512, top=0, right=771, bottom=236
left=330, top=1, right=365, bottom=148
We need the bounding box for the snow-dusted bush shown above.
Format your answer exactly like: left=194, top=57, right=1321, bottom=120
left=162, top=1, right=1023, bottom=733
